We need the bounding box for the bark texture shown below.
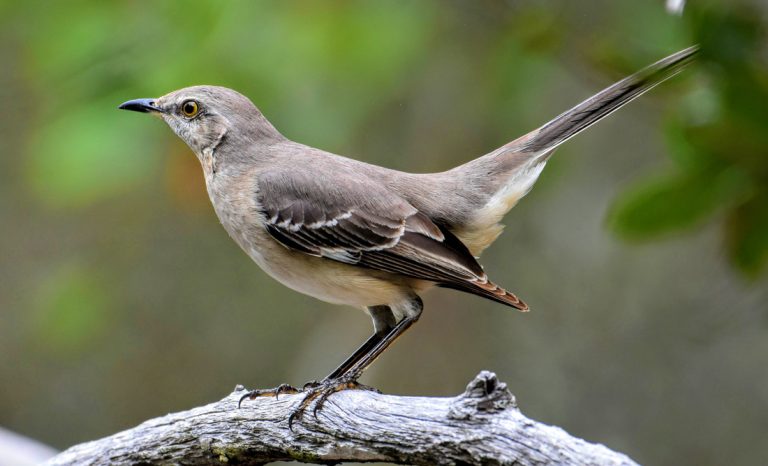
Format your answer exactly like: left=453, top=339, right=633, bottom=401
left=46, top=371, right=638, bottom=465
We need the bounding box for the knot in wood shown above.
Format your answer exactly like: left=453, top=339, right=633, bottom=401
left=447, top=370, right=517, bottom=420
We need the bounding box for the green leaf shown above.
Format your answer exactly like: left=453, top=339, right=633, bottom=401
left=726, top=192, right=768, bottom=277
left=608, top=167, right=752, bottom=239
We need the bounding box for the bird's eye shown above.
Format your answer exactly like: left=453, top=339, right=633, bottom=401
left=180, top=100, right=199, bottom=118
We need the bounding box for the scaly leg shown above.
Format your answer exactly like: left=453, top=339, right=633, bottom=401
left=323, top=304, right=396, bottom=380
left=240, top=297, right=423, bottom=430
left=292, top=298, right=423, bottom=426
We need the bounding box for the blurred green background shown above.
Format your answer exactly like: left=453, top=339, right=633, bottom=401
left=2, top=0, right=767, bottom=464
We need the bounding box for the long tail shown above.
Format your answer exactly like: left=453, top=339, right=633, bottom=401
left=447, top=46, right=698, bottom=257
left=512, top=45, right=698, bottom=154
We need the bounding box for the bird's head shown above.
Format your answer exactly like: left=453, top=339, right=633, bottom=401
left=119, top=85, right=283, bottom=163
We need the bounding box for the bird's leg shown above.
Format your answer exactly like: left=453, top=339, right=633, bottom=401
left=240, top=298, right=423, bottom=429
left=327, top=302, right=419, bottom=382
left=288, top=297, right=423, bottom=426
left=238, top=306, right=395, bottom=410
left=323, top=304, right=395, bottom=380
left=318, top=333, right=384, bottom=382
left=305, top=314, right=420, bottom=418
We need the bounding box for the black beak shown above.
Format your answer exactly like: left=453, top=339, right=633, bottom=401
left=118, top=98, right=163, bottom=113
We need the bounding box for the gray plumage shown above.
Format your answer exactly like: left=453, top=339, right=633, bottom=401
left=119, top=46, right=697, bottom=381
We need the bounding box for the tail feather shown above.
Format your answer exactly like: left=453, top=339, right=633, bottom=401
left=438, top=279, right=529, bottom=312
left=514, top=45, right=698, bottom=154
left=453, top=46, right=698, bottom=257
left=434, top=50, right=697, bottom=308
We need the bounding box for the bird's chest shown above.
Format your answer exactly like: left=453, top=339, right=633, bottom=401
left=205, top=175, right=262, bottom=253
left=205, top=175, right=291, bottom=281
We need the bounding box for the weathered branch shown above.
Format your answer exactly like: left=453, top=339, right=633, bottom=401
left=46, top=371, right=638, bottom=465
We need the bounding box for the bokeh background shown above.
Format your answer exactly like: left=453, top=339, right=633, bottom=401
left=2, top=0, right=767, bottom=464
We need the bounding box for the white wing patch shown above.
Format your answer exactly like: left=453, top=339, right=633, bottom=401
left=307, top=211, right=352, bottom=229
left=320, top=249, right=360, bottom=264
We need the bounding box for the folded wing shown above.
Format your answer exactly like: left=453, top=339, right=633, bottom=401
left=257, top=169, right=527, bottom=310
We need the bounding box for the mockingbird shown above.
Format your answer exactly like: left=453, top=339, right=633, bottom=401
left=120, top=46, right=697, bottom=418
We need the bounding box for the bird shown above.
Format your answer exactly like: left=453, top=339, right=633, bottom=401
left=119, top=46, right=697, bottom=420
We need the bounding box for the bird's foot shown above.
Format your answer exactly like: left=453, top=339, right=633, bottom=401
left=237, top=377, right=379, bottom=429
left=237, top=383, right=301, bottom=408
left=287, top=376, right=380, bottom=429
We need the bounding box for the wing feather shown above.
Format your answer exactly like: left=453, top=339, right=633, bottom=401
left=256, top=169, right=526, bottom=309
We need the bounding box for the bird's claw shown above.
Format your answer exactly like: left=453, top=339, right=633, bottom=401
left=238, top=377, right=379, bottom=429
left=238, top=383, right=300, bottom=408
left=287, top=377, right=380, bottom=430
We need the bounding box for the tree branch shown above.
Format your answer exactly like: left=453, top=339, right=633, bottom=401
left=46, top=371, right=637, bottom=465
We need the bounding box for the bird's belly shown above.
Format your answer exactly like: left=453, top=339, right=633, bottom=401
left=259, top=249, right=414, bottom=307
